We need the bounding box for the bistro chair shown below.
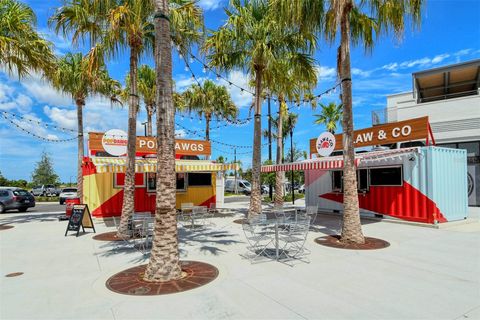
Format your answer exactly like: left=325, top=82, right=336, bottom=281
left=137, top=217, right=154, bottom=254
left=241, top=219, right=275, bottom=263
left=278, top=218, right=311, bottom=264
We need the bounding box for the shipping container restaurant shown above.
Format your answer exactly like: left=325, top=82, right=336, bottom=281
left=262, top=117, right=469, bottom=224
left=82, top=132, right=238, bottom=218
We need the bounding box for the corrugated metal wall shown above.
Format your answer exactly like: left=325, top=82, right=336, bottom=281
left=425, top=147, right=468, bottom=221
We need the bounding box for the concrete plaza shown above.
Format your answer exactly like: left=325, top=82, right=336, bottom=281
left=1, top=201, right=479, bottom=320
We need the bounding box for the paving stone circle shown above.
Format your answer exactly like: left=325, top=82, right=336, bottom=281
left=5, top=272, right=23, bottom=277
left=232, top=218, right=248, bottom=225
left=314, top=235, right=390, bottom=250
left=92, top=231, right=142, bottom=242
left=105, top=261, right=218, bottom=296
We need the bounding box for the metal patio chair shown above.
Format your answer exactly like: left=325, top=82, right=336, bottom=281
left=278, top=218, right=311, bottom=264
left=241, top=219, right=275, bottom=263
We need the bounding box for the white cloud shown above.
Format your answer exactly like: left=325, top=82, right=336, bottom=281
left=44, top=106, right=78, bottom=130
left=316, top=65, right=336, bottom=81
left=351, top=68, right=372, bottom=78
left=21, top=76, right=72, bottom=107
left=454, top=49, right=472, bottom=56
left=217, top=70, right=253, bottom=108
left=174, top=74, right=198, bottom=92
left=380, top=49, right=474, bottom=72
left=197, top=0, right=224, bottom=11
left=431, top=53, right=450, bottom=64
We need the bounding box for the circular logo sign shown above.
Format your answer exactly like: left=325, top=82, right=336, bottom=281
left=316, top=132, right=336, bottom=157
left=102, top=129, right=128, bottom=156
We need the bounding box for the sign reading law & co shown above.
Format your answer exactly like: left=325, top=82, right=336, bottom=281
left=89, top=132, right=211, bottom=156
left=309, top=116, right=434, bottom=156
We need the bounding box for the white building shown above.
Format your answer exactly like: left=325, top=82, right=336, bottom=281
left=380, top=59, right=480, bottom=206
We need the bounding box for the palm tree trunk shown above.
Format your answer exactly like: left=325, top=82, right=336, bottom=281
left=339, top=0, right=365, bottom=244
left=274, top=97, right=284, bottom=208
left=76, top=99, right=84, bottom=202
left=248, top=67, right=263, bottom=217
left=117, top=46, right=140, bottom=237
left=144, top=0, right=182, bottom=282
left=147, top=104, right=153, bottom=136
left=205, top=113, right=210, bottom=141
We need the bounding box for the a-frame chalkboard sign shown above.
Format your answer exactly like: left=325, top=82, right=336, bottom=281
left=65, top=204, right=96, bottom=237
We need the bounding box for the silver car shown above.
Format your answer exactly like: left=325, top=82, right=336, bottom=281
left=0, top=187, right=36, bottom=213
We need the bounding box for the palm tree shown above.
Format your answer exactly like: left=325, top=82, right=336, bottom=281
left=143, top=0, right=182, bottom=282
left=0, top=0, right=55, bottom=77
left=314, top=102, right=343, bottom=134
left=123, top=65, right=156, bottom=136
left=204, top=0, right=316, bottom=216
left=263, top=54, right=317, bottom=208
left=50, top=52, right=121, bottom=202
left=277, top=0, right=423, bottom=244
left=182, top=80, right=238, bottom=141
left=51, top=0, right=203, bottom=238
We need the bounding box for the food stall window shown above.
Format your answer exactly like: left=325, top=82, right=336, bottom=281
left=332, top=170, right=369, bottom=192
left=370, top=166, right=403, bottom=186
left=332, top=171, right=343, bottom=191
left=188, top=173, right=212, bottom=186
left=146, top=173, right=187, bottom=192
left=358, top=169, right=369, bottom=191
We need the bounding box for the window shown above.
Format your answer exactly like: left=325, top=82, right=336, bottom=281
left=357, top=169, right=369, bottom=191
left=188, top=173, right=211, bottom=186
left=332, top=171, right=343, bottom=191
left=370, top=167, right=403, bottom=186
left=0, top=191, right=8, bottom=197
left=458, top=142, right=480, bottom=157
left=62, top=188, right=77, bottom=193
left=13, top=190, right=29, bottom=196
left=146, top=173, right=187, bottom=192
left=332, top=170, right=369, bottom=192
left=176, top=173, right=186, bottom=190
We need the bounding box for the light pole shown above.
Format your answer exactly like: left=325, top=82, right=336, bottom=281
left=267, top=95, right=272, bottom=200
left=289, top=117, right=295, bottom=205
left=141, top=121, right=147, bottom=136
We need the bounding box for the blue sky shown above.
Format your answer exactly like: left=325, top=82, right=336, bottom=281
left=1, top=0, right=479, bottom=182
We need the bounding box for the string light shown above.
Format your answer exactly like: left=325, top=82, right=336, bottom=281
left=1, top=113, right=77, bottom=142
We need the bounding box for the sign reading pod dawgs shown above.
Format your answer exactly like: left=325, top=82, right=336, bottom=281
left=309, top=116, right=435, bottom=156
left=89, top=132, right=211, bottom=156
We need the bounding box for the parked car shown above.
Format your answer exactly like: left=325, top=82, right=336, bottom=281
left=0, top=187, right=35, bottom=213
left=31, top=184, right=60, bottom=197
left=298, top=184, right=305, bottom=194
left=59, top=188, right=78, bottom=205
left=225, top=179, right=252, bottom=195
left=261, top=185, right=269, bottom=194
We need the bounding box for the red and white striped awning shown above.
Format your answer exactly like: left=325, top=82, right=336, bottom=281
left=260, top=147, right=419, bottom=173
left=261, top=156, right=361, bottom=173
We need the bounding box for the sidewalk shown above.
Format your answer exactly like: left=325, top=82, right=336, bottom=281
left=1, top=204, right=479, bottom=319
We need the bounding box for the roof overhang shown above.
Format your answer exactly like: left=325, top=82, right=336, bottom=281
left=413, top=59, right=480, bottom=103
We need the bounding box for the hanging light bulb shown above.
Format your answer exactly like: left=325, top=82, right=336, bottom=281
left=189, top=56, right=194, bottom=64
left=216, top=74, right=220, bottom=81
left=202, top=66, right=207, bottom=73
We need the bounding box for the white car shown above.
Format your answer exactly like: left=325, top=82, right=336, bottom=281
left=298, top=184, right=305, bottom=194
left=59, top=188, right=78, bottom=204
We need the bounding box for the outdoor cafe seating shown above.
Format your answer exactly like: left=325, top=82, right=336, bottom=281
left=242, top=209, right=311, bottom=265
left=178, top=203, right=215, bottom=229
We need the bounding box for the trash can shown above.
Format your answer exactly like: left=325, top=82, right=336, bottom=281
left=65, top=198, right=81, bottom=217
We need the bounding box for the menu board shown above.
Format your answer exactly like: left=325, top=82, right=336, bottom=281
left=64, top=204, right=95, bottom=237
